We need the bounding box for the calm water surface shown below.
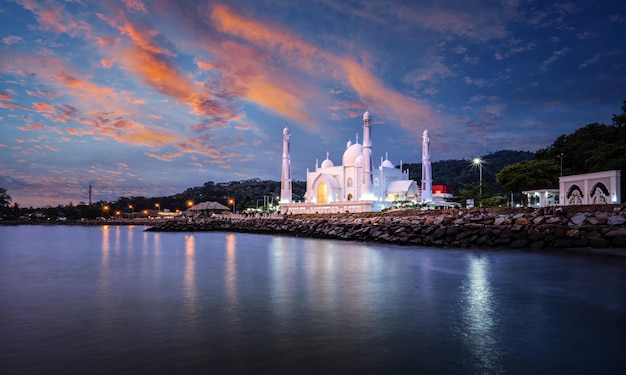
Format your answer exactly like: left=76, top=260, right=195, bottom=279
left=1, top=225, right=625, bottom=374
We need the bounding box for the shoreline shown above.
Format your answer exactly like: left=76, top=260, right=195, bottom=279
left=4, top=206, right=626, bottom=257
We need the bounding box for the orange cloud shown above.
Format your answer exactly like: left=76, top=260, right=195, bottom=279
left=0, top=102, right=28, bottom=110
left=18, top=123, right=44, bottom=131
left=33, top=102, right=55, bottom=113
left=145, top=151, right=183, bottom=161
left=0, top=93, right=13, bottom=101
left=101, top=58, right=114, bottom=68
left=209, top=4, right=440, bottom=131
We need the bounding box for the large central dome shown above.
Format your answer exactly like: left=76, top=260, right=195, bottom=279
left=342, top=143, right=362, bottom=167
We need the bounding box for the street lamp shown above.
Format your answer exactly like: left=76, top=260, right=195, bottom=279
left=187, top=200, right=194, bottom=208
left=155, top=203, right=160, bottom=211
left=558, top=153, right=564, bottom=177
left=103, top=205, right=109, bottom=218
left=473, top=157, right=483, bottom=208
left=228, top=198, right=235, bottom=213
left=129, top=204, right=134, bottom=216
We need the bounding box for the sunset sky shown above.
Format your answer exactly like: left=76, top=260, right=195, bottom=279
left=1, top=0, right=625, bottom=207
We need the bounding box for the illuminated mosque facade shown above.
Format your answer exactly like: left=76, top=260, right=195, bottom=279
left=280, top=111, right=424, bottom=214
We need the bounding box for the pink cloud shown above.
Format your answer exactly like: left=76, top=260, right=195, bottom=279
left=2, top=35, right=24, bottom=45
left=122, top=0, right=147, bottom=13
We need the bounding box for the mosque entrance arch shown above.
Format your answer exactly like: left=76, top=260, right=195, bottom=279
left=317, top=182, right=328, bottom=203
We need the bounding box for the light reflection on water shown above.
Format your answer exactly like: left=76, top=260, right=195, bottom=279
left=1, top=226, right=625, bottom=374
left=183, top=234, right=198, bottom=327
left=461, top=255, right=503, bottom=372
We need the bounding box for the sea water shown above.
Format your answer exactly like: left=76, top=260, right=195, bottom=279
left=1, top=225, right=625, bottom=374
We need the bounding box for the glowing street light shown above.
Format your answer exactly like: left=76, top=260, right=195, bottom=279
left=187, top=200, right=194, bottom=208
left=228, top=198, right=235, bottom=213
left=103, top=205, right=109, bottom=218
left=473, top=157, right=483, bottom=208
left=155, top=203, right=160, bottom=211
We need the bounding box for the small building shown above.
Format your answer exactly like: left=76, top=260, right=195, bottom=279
left=187, top=201, right=230, bottom=216
left=522, top=189, right=560, bottom=208
left=432, top=185, right=454, bottom=200
left=559, top=170, right=621, bottom=205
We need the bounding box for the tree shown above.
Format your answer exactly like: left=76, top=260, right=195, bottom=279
left=496, top=159, right=560, bottom=197
left=0, top=187, right=10, bottom=207
left=0, top=187, right=13, bottom=219
left=612, top=100, right=626, bottom=127
left=454, top=183, right=498, bottom=207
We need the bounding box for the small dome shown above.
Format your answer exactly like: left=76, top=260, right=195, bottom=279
left=363, top=111, right=371, bottom=120
left=342, top=143, right=363, bottom=167
left=346, top=140, right=352, bottom=148
left=382, top=159, right=394, bottom=168
left=321, top=158, right=334, bottom=168
left=283, top=127, right=289, bottom=135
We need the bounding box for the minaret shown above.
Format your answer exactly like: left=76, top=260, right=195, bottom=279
left=421, top=129, right=433, bottom=202
left=280, top=127, right=292, bottom=203
left=361, top=111, right=373, bottom=198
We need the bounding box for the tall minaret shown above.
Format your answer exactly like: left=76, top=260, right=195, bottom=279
left=361, top=111, right=373, bottom=199
left=421, top=129, right=433, bottom=202
left=280, top=127, right=292, bottom=203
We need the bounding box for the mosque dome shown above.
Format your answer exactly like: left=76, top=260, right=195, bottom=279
left=363, top=111, right=371, bottom=121
left=342, top=143, right=363, bottom=167
left=382, top=159, right=394, bottom=168
left=283, top=127, right=289, bottom=135
left=321, top=157, right=334, bottom=168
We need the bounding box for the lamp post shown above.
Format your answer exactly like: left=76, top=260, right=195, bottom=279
left=229, top=198, right=235, bottom=213
left=559, top=153, right=563, bottom=177
left=129, top=204, right=133, bottom=217
left=103, top=205, right=109, bottom=218
left=155, top=203, right=160, bottom=211
left=473, top=157, right=483, bottom=208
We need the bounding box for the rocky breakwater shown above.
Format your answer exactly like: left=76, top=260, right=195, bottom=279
left=146, top=208, right=626, bottom=256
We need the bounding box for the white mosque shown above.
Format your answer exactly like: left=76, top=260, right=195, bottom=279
left=280, top=111, right=428, bottom=214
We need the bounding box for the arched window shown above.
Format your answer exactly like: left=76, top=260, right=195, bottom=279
left=374, top=177, right=379, bottom=188
left=317, top=182, right=327, bottom=203
left=347, top=193, right=353, bottom=201
left=347, top=177, right=353, bottom=188
left=590, top=182, right=610, bottom=204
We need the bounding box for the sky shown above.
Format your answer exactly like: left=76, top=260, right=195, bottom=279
left=1, top=0, right=625, bottom=207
